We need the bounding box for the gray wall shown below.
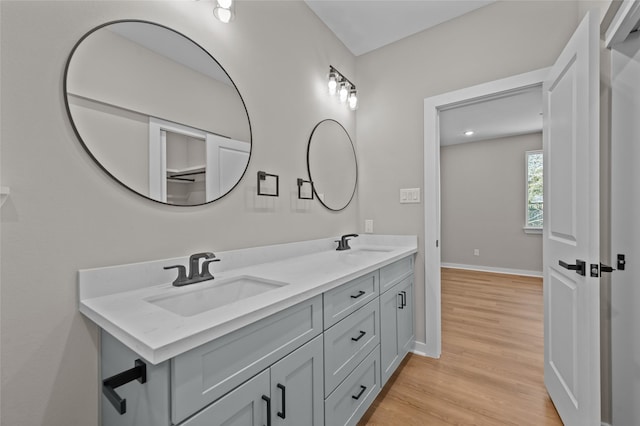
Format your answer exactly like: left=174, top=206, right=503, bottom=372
left=0, top=2, right=357, bottom=425
left=355, top=0, right=580, bottom=345
left=440, top=133, right=543, bottom=274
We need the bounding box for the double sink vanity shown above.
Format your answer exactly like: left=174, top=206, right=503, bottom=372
left=79, top=234, right=417, bottom=426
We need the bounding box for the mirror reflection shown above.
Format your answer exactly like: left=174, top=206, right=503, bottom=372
left=307, top=119, right=357, bottom=211
left=64, top=20, right=251, bottom=205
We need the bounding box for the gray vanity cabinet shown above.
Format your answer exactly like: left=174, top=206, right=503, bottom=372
left=380, top=275, right=414, bottom=385
left=182, top=335, right=324, bottom=426
left=100, top=254, right=415, bottom=426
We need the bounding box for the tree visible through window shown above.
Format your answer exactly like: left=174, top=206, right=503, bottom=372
left=526, top=150, right=543, bottom=228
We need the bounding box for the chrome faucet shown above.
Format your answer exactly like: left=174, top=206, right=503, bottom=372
left=336, top=234, right=359, bottom=251
left=164, top=252, right=220, bottom=287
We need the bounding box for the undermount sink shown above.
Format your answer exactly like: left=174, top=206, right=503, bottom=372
left=146, top=275, right=289, bottom=317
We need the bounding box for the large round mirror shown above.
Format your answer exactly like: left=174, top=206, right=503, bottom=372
left=307, top=119, right=357, bottom=211
left=64, top=20, right=251, bottom=206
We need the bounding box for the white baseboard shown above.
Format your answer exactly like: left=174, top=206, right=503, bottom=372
left=441, top=262, right=543, bottom=278
left=412, top=341, right=440, bottom=358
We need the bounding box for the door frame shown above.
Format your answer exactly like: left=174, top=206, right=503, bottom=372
left=422, top=67, right=550, bottom=358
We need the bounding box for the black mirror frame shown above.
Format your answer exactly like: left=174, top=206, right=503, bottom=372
left=306, top=119, right=358, bottom=212
left=63, top=19, right=252, bottom=207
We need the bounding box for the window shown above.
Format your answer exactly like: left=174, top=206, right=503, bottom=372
left=526, top=150, right=543, bottom=230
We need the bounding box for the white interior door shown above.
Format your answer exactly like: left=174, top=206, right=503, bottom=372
left=543, top=10, right=600, bottom=425
left=610, top=30, right=640, bottom=426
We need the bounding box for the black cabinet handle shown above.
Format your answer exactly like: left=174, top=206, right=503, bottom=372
left=398, top=292, right=404, bottom=309
left=351, top=385, right=367, bottom=400
left=350, top=290, right=366, bottom=299
left=277, top=384, right=286, bottom=419
left=351, top=330, right=366, bottom=342
left=559, top=259, right=586, bottom=276
left=262, top=395, right=271, bottom=426
left=102, top=359, right=147, bottom=415
left=401, top=291, right=407, bottom=308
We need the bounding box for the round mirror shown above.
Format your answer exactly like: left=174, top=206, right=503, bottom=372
left=64, top=20, right=251, bottom=206
left=307, top=119, right=357, bottom=211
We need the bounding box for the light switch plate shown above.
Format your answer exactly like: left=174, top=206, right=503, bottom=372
left=400, top=188, right=421, bottom=204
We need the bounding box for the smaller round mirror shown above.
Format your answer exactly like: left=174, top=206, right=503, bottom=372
left=307, top=119, right=357, bottom=211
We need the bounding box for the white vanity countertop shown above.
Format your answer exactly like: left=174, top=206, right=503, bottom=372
left=79, top=235, right=417, bottom=364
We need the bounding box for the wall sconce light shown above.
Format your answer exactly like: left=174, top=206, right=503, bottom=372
left=328, top=65, right=358, bottom=110
left=214, top=0, right=235, bottom=23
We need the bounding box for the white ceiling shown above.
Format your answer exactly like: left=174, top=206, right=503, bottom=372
left=439, top=86, right=543, bottom=146
left=304, top=0, right=496, bottom=56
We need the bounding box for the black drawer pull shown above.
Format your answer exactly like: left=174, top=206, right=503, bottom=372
left=401, top=291, right=407, bottom=308
left=277, top=384, right=286, bottom=419
left=102, top=359, right=147, bottom=415
left=398, top=292, right=404, bottom=309
left=352, top=385, right=367, bottom=400
left=262, top=395, right=271, bottom=426
left=350, top=290, right=366, bottom=299
left=351, top=330, right=367, bottom=342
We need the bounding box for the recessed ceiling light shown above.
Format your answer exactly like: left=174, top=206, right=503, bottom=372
left=464, top=130, right=474, bottom=136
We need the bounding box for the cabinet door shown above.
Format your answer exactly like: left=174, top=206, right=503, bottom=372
left=397, top=277, right=414, bottom=359
left=379, top=282, right=401, bottom=385
left=270, top=335, right=324, bottom=426
left=181, top=370, right=270, bottom=426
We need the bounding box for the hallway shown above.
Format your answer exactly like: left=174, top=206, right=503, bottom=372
left=360, top=268, right=562, bottom=425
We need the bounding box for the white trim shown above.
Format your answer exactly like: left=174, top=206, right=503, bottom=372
left=605, top=0, right=640, bottom=48
left=423, top=67, right=550, bottom=359
left=601, top=422, right=611, bottom=426
left=441, top=263, right=543, bottom=278
left=411, top=341, right=438, bottom=358
left=523, top=227, right=543, bottom=235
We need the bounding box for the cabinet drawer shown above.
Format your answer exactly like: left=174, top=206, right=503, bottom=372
left=323, top=271, right=379, bottom=329
left=171, top=296, right=323, bottom=424
left=380, top=256, right=413, bottom=294
left=324, top=299, right=379, bottom=396
left=324, top=346, right=381, bottom=426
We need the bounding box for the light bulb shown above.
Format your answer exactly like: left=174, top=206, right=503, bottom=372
left=214, top=6, right=232, bottom=23
left=339, top=84, right=349, bottom=103
left=218, top=0, right=233, bottom=8
left=328, top=73, right=337, bottom=95
left=464, top=130, right=474, bottom=136
left=348, top=90, right=358, bottom=110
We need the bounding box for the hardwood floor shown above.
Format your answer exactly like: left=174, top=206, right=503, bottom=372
left=359, top=268, right=563, bottom=425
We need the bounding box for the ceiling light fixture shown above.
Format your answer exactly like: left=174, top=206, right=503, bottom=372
left=213, top=0, right=235, bottom=23
left=464, top=130, right=475, bottom=136
left=328, top=65, right=358, bottom=111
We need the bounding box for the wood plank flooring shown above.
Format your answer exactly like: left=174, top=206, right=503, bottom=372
left=359, top=268, right=563, bottom=425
